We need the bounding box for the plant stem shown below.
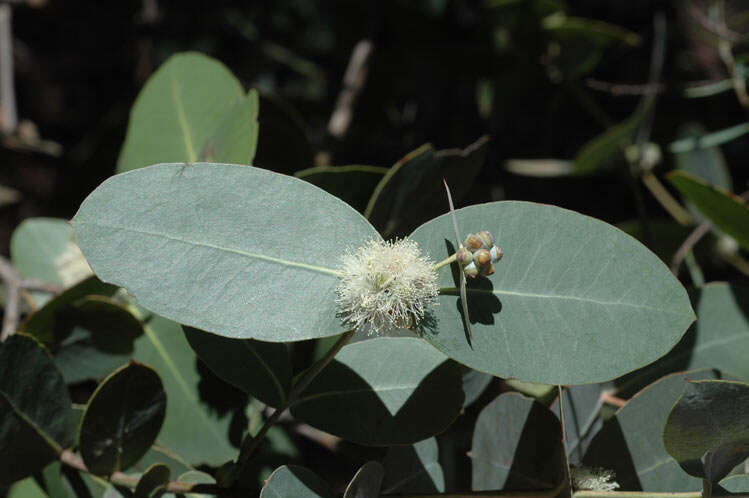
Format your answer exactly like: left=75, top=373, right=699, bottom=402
left=557, top=385, right=573, bottom=496
left=59, top=450, right=221, bottom=495
left=433, top=253, right=457, bottom=271
left=641, top=172, right=692, bottom=226
left=235, top=328, right=356, bottom=473
left=702, top=478, right=712, bottom=498
left=574, top=493, right=701, bottom=498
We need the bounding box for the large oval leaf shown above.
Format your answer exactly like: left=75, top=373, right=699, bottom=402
left=382, top=438, right=444, bottom=494
left=663, top=379, right=749, bottom=483
left=10, top=217, right=92, bottom=290
left=471, top=392, right=564, bottom=491
left=184, top=326, right=291, bottom=408
left=290, top=337, right=464, bottom=446
left=409, top=201, right=695, bottom=385
left=117, top=53, right=255, bottom=173
left=72, top=163, right=379, bottom=342
left=80, top=362, right=166, bottom=475
left=0, top=334, right=75, bottom=484
left=260, top=465, right=334, bottom=498
left=583, top=369, right=718, bottom=491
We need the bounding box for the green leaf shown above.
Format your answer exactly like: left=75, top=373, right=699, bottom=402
left=718, top=474, right=749, bottom=494
left=53, top=296, right=144, bottom=383
left=132, top=315, right=237, bottom=466
left=80, top=362, right=166, bottom=475
left=462, top=368, right=493, bottom=408
left=21, top=276, right=118, bottom=344
left=183, top=326, right=292, bottom=408
left=134, top=463, right=170, bottom=498
left=0, top=334, right=75, bottom=484
left=10, top=217, right=92, bottom=291
left=343, top=461, right=384, bottom=498
left=7, top=478, right=49, bottom=498
left=584, top=369, right=719, bottom=491
left=663, top=379, right=749, bottom=483
left=260, top=465, right=334, bottom=498
left=381, top=438, right=444, bottom=494
left=409, top=201, right=695, bottom=385
left=668, top=122, right=749, bottom=153
left=73, top=163, right=379, bottom=342
left=164, top=471, right=215, bottom=498
left=674, top=123, right=732, bottom=192
left=290, top=337, right=464, bottom=446
left=295, top=165, right=388, bottom=213
left=116, top=53, right=251, bottom=173
left=40, top=462, right=72, bottom=498
left=254, top=93, right=314, bottom=175
left=573, top=115, right=639, bottom=174
left=199, top=90, right=258, bottom=165
left=550, top=384, right=605, bottom=464
left=618, top=284, right=749, bottom=390
left=471, top=392, right=565, bottom=491
left=542, top=14, right=642, bottom=47
left=668, top=171, right=749, bottom=250
left=365, top=136, right=490, bottom=237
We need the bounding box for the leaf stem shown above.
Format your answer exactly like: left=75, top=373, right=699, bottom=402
left=433, top=253, right=457, bottom=271
left=235, top=328, right=356, bottom=473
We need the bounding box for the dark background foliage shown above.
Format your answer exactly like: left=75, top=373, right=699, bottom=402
left=2, top=0, right=747, bottom=253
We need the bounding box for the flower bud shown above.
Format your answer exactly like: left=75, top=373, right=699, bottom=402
left=456, top=247, right=473, bottom=267
left=465, top=234, right=484, bottom=251
left=490, top=245, right=503, bottom=262
left=480, top=263, right=495, bottom=276
left=474, top=249, right=492, bottom=267
left=463, top=261, right=479, bottom=278
left=477, top=230, right=494, bottom=248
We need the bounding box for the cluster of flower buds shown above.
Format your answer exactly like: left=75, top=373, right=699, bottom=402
left=455, top=230, right=503, bottom=277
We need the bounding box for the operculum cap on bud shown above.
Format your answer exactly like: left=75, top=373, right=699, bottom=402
left=463, top=261, right=479, bottom=277
left=490, top=245, right=503, bottom=262
left=477, top=230, right=494, bottom=248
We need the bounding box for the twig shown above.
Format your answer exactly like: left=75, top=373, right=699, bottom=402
left=600, top=392, right=627, bottom=408
left=585, top=79, right=665, bottom=97
left=0, top=4, right=17, bottom=134
left=0, top=255, right=63, bottom=341
left=557, top=386, right=573, bottom=496
left=60, top=450, right=221, bottom=495
left=641, top=172, right=692, bottom=227
left=688, top=2, right=745, bottom=44
left=670, top=221, right=711, bottom=275
left=327, top=39, right=374, bottom=138
left=235, top=329, right=356, bottom=474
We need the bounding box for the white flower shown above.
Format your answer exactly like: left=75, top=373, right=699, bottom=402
left=335, top=238, right=438, bottom=335
left=571, top=466, right=620, bottom=492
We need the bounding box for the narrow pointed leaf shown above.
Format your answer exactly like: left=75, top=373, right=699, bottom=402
left=668, top=171, right=749, bottom=250
left=72, top=163, right=379, bottom=342
left=80, top=362, right=166, bottom=475
left=117, top=53, right=250, bottom=173
left=663, top=379, right=749, bottom=483
left=0, top=334, right=74, bottom=484
left=290, top=337, right=464, bottom=446
left=410, top=201, right=694, bottom=384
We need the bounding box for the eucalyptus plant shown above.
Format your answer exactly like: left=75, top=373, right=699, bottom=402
left=3, top=49, right=749, bottom=498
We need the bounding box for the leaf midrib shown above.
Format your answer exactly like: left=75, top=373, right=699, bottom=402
left=440, top=287, right=686, bottom=316
left=75, top=222, right=342, bottom=277
left=0, top=390, right=63, bottom=454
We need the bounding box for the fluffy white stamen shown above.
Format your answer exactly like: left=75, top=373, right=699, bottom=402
left=336, top=239, right=438, bottom=335
left=571, top=466, right=620, bottom=492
